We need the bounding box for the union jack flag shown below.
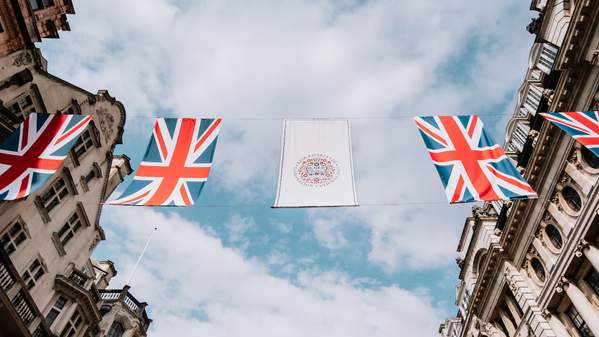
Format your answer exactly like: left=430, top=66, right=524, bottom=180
left=540, top=111, right=599, bottom=157
left=109, top=117, right=221, bottom=206
left=0, top=113, right=92, bottom=200
left=414, top=115, right=536, bottom=203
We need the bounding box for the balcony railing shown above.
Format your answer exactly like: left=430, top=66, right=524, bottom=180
left=68, top=269, right=88, bottom=288
left=0, top=246, right=54, bottom=337
left=99, top=286, right=152, bottom=332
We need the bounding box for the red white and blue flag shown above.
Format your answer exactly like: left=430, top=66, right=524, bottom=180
left=414, top=115, right=536, bottom=203
left=0, top=113, right=92, bottom=200
left=109, top=117, right=221, bottom=206
left=541, top=111, right=599, bottom=157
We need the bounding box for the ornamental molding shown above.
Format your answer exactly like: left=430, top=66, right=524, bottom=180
left=574, top=238, right=590, bottom=257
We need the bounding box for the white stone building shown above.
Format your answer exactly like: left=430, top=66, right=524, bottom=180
left=441, top=2, right=599, bottom=337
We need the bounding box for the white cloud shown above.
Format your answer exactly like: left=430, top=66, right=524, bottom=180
left=311, top=214, right=350, bottom=250
left=102, top=208, right=444, bottom=337
left=45, top=0, right=533, bottom=273
left=225, top=213, right=255, bottom=249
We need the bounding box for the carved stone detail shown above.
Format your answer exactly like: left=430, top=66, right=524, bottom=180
left=97, top=107, right=115, bottom=142
left=575, top=239, right=589, bottom=258
left=12, top=52, right=33, bottom=67
left=555, top=277, right=569, bottom=293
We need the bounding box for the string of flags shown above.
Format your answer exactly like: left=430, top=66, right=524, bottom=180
left=0, top=111, right=597, bottom=207
left=109, top=117, right=221, bottom=206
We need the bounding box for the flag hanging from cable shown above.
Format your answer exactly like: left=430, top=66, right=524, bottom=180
left=109, top=117, right=221, bottom=206
left=0, top=113, right=92, bottom=200
left=273, top=119, right=358, bottom=208
left=540, top=111, right=599, bottom=157
left=414, top=115, right=536, bottom=203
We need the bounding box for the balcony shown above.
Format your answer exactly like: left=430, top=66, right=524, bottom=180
left=99, top=286, right=152, bottom=332
left=54, top=268, right=102, bottom=324
left=0, top=246, right=54, bottom=337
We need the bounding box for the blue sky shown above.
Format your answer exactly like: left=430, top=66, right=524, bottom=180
left=40, top=1, right=534, bottom=336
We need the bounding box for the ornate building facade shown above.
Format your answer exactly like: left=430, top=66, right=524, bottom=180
left=440, top=2, right=599, bottom=337
left=0, top=2, right=151, bottom=337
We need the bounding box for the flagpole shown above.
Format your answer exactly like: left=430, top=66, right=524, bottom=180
left=126, top=226, right=157, bottom=286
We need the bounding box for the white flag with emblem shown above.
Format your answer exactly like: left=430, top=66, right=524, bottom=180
left=273, top=119, right=358, bottom=208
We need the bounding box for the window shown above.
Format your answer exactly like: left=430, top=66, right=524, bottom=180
left=0, top=220, right=27, bottom=255
left=8, top=94, right=36, bottom=121
left=46, top=296, right=68, bottom=327
left=22, top=258, right=45, bottom=290
left=581, top=146, right=599, bottom=169
left=107, top=322, right=125, bottom=337
left=72, top=129, right=94, bottom=158
left=561, top=186, right=583, bottom=212
left=531, top=258, right=546, bottom=282
left=585, top=269, right=599, bottom=296
left=61, top=309, right=83, bottom=337
left=58, top=212, right=82, bottom=246
left=29, top=0, right=55, bottom=11
left=40, top=177, right=69, bottom=213
left=568, top=306, right=595, bottom=337
left=544, top=224, right=563, bottom=250
left=84, top=169, right=97, bottom=184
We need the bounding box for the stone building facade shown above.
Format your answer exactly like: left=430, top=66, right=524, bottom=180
left=0, top=2, right=151, bottom=337
left=440, top=2, right=599, bottom=337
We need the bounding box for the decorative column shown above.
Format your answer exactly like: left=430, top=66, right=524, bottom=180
left=576, top=240, right=599, bottom=273
left=556, top=278, right=599, bottom=336
left=542, top=311, right=572, bottom=337
left=498, top=309, right=517, bottom=337
left=492, top=322, right=509, bottom=337
left=505, top=294, right=523, bottom=325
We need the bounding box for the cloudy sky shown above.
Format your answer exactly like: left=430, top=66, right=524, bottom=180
left=41, top=1, right=534, bottom=336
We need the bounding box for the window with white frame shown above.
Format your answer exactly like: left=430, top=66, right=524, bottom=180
left=40, top=177, right=69, bottom=213
left=22, top=257, right=45, bottom=290
left=0, top=219, right=28, bottom=255
left=60, top=309, right=84, bottom=337
left=45, top=295, right=68, bottom=327
left=72, top=129, right=95, bottom=159
left=58, top=211, right=83, bottom=247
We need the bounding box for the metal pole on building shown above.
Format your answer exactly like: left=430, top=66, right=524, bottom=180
left=126, top=226, right=158, bottom=286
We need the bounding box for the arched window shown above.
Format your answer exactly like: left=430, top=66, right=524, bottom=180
left=561, top=186, right=582, bottom=212
left=544, top=224, right=563, bottom=250
left=581, top=146, right=599, bottom=169
left=108, top=322, right=125, bottom=337
left=531, top=258, right=546, bottom=282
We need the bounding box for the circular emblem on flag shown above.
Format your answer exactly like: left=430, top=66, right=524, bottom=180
left=294, top=154, right=339, bottom=187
